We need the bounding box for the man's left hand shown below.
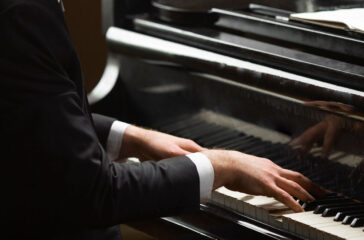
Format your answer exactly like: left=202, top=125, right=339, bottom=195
left=119, top=125, right=204, bottom=161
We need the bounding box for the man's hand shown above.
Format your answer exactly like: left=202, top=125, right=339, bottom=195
left=203, top=149, right=325, bottom=212
left=119, top=125, right=204, bottom=161
left=290, top=101, right=355, bottom=158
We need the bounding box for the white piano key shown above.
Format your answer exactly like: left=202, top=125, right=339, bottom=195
left=212, top=187, right=249, bottom=211
left=213, top=187, right=292, bottom=227
left=287, top=216, right=296, bottom=233
left=285, top=214, right=304, bottom=237
left=224, top=194, right=235, bottom=209
left=283, top=211, right=324, bottom=239
left=283, top=211, right=364, bottom=240
left=228, top=190, right=248, bottom=211
left=243, top=195, right=289, bottom=222
left=347, top=236, right=364, bottom=240
left=237, top=199, right=245, bottom=213
left=211, top=189, right=225, bottom=205
left=269, top=210, right=293, bottom=228
left=282, top=216, right=290, bottom=231
left=319, top=224, right=364, bottom=240
left=212, top=187, right=364, bottom=240
left=308, top=216, right=338, bottom=240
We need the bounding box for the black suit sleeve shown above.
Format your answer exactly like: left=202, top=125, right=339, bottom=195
left=91, top=113, right=116, bottom=148
left=0, top=1, right=199, bottom=234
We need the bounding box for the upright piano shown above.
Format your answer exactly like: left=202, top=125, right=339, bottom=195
left=89, top=0, right=364, bottom=239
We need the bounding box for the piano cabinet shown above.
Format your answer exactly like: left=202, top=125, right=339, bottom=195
left=90, top=0, right=364, bottom=239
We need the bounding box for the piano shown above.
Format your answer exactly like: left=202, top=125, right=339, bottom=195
left=89, top=0, right=364, bottom=239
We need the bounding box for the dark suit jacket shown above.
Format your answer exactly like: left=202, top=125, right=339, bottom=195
left=0, top=0, right=200, bottom=239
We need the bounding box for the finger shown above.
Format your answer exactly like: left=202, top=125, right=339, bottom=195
left=322, top=123, right=339, bottom=158
left=164, top=147, right=191, bottom=158
left=289, top=122, right=325, bottom=150
left=304, top=101, right=354, bottom=112
left=276, top=177, right=314, bottom=202
left=180, top=139, right=204, bottom=152
left=271, top=186, right=303, bottom=212
left=304, top=101, right=324, bottom=107
left=335, top=103, right=354, bottom=112
left=280, top=169, right=327, bottom=198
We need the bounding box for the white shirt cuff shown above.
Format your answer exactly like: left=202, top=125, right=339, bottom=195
left=187, top=152, right=214, bottom=202
left=106, top=121, right=130, bottom=161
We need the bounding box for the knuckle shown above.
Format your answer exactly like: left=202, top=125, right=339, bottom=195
left=265, top=185, right=277, bottom=197
left=166, top=147, right=180, bottom=156
left=293, top=171, right=303, bottom=179
left=183, top=139, right=194, bottom=145
left=261, top=157, right=272, bottom=163
left=280, top=192, right=291, bottom=200
left=291, top=182, right=301, bottom=190
left=261, top=171, right=275, bottom=183
left=261, top=177, right=273, bottom=188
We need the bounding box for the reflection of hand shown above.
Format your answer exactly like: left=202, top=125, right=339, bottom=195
left=120, top=125, right=204, bottom=161
left=304, top=101, right=354, bottom=112
left=290, top=101, right=354, bottom=158
left=203, top=150, right=326, bottom=212
left=350, top=160, right=364, bottom=185
left=290, top=115, right=343, bottom=158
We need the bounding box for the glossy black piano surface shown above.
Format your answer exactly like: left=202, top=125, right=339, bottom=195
left=152, top=0, right=364, bottom=13
left=94, top=0, right=364, bottom=239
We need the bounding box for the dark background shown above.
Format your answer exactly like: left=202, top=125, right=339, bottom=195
left=63, top=0, right=107, bottom=92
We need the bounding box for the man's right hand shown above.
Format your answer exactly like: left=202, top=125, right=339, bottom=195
left=202, top=149, right=326, bottom=212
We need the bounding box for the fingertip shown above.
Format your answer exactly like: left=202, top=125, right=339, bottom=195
left=307, top=192, right=315, bottom=201
left=290, top=199, right=304, bottom=212
left=296, top=205, right=304, bottom=212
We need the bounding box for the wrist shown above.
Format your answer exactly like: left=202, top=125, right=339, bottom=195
left=202, top=150, right=236, bottom=190
left=119, top=125, right=143, bottom=158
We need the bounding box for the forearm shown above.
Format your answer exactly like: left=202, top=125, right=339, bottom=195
left=106, top=123, right=215, bottom=202
left=82, top=154, right=200, bottom=226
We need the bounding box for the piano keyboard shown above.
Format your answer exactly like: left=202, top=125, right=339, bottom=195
left=155, top=110, right=364, bottom=240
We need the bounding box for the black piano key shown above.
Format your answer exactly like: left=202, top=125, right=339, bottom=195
left=324, top=192, right=340, bottom=198
left=155, top=113, right=199, bottom=130
left=272, top=155, right=297, bottom=166
left=160, top=116, right=358, bottom=210
left=177, top=125, right=217, bottom=140
left=198, top=130, right=241, bottom=146
left=250, top=143, right=287, bottom=157
left=342, top=213, right=364, bottom=225
left=303, top=197, right=349, bottom=211
left=265, top=153, right=294, bottom=164
left=212, top=136, right=247, bottom=149
left=162, top=118, right=203, bottom=133
left=282, top=160, right=307, bottom=171
left=241, top=142, right=274, bottom=155
left=177, top=122, right=218, bottom=135
left=351, top=217, right=364, bottom=227
left=234, top=139, right=263, bottom=151
left=322, top=204, right=364, bottom=217
left=217, top=135, right=255, bottom=149
left=314, top=201, right=357, bottom=214
left=335, top=210, right=364, bottom=222
left=194, top=125, right=237, bottom=139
